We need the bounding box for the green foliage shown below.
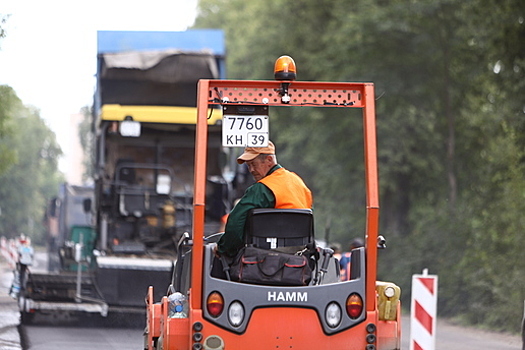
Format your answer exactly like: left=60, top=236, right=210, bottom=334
left=0, top=85, right=63, bottom=243
left=78, top=105, right=94, bottom=182
left=195, top=0, right=525, bottom=332
left=0, top=86, right=18, bottom=175
left=0, top=14, right=9, bottom=42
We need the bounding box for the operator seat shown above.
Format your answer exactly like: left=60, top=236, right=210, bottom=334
left=245, top=208, right=315, bottom=251
left=210, top=208, right=317, bottom=281
left=115, top=158, right=136, bottom=184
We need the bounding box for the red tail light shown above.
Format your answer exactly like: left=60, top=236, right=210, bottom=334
left=207, top=292, right=224, bottom=317
left=346, top=293, right=363, bottom=319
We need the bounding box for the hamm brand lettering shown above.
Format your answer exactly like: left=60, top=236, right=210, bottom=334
left=267, top=291, right=308, bottom=302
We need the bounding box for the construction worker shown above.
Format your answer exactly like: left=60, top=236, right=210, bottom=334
left=215, top=141, right=313, bottom=257
left=331, top=243, right=342, bottom=262
left=339, top=238, right=364, bottom=281
left=18, top=236, right=33, bottom=290
left=9, top=235, right=33, bottom=297
left=219, top=199, right=241, bottom=232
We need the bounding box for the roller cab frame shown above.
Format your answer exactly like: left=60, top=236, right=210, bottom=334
left=145, top=77, right=401, bottom=350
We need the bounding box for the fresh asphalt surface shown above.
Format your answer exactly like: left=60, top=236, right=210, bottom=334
left=1, top=255, right=522, bottom=349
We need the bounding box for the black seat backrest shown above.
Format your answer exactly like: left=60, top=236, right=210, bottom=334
left=246, top=208, right=314, bottom=249
left=116, top=159, right=136, bottom=184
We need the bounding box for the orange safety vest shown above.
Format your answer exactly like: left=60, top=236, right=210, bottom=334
left=259, top=167, right=313, bottom=209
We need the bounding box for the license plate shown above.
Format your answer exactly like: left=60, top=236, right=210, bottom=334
left=222, top=115, right=269, bottom=147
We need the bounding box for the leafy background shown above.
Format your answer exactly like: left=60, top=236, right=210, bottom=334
left=193, top=0, right=525, bottom=332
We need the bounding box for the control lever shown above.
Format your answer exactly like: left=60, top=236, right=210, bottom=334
left=220, top=255, right=231, bottom=281
left=316, top=248, right=334, bottom=285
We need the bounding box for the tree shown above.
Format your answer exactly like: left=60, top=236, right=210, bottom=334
left=0, top=86, right=63, bottom=242
left=193, top=0, right=525, bottom=331
left=0, top=85, right=17, bottom=175
left=0, top=14, right=8, bottom=41
left=0, top=16, right=15, bottom=175
left=78, top=105, right=94, bottom=182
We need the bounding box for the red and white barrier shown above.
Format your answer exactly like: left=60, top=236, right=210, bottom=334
left=0, top=236, right=19, bottom=269
left=410, top=269, right=438, bottom=350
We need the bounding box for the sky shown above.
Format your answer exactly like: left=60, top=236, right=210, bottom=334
left=0, top=0, right=198, bottom=172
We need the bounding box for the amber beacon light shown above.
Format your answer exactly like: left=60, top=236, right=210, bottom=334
left=274, top=55, right=297, bottom=81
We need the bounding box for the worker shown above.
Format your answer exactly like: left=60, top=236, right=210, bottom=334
left=331, top=243, right=342, bottom=261
left=219, top=198, right=241, bottom=232
left=215, top=141, right=313, bottom=257
left=339, top=237, right=364, bottom=281
left=17, top=235, right=33, bottom=292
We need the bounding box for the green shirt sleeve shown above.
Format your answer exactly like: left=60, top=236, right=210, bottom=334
left=217, top=183, right=275, bottom=257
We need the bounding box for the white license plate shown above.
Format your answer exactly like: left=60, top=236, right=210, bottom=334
left=222, top=115, right=269, bottom=147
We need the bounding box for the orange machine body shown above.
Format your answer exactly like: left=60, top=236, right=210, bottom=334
left=145, top=79, right=401, bottom=350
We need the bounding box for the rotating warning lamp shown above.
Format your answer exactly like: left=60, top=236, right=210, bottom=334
left=274, top=55, right=297, bottom=81
left=274, top=55, right=297, bottom=103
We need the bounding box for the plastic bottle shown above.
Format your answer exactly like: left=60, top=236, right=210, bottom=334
left=10, top=270, right=20, bottom=298
left=168, top=292, right=187, bottom=318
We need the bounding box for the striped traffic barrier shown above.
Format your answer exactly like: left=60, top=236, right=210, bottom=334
left=0, top=237, right=19, bottom=269
left=410, top=268, right=438, bottom=350
left=0, top=236, right=6, bottom=262
left=10, top=239, right=19, bottom=268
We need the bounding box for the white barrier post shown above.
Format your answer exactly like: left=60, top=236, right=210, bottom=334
left=0, top=236, right=6, bottom=261
left=0, top=236, right=18, bottom=269
left=410, top=268, right=438, bottom=350
left=9, top=238, right=18, bottom=269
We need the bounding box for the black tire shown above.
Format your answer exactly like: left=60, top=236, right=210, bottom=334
left=19, top=298, right=35, bottom=325
left=20, top=309, right=35, bottom=325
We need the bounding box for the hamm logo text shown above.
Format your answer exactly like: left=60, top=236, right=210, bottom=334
left=267, top=291, right=307, bottom=302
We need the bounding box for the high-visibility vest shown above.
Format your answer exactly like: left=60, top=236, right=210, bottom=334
left=259, top=167, right=312, bottom=209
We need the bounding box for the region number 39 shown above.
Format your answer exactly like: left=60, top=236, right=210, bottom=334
left=222, top=115, right=269, bottom=147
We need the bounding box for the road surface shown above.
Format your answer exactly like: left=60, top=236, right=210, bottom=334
left=1, top=251, right=522, bottom=349
left=21, top=313, right=144, bottom=350
left=401, top=313, right=522, bottom=350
